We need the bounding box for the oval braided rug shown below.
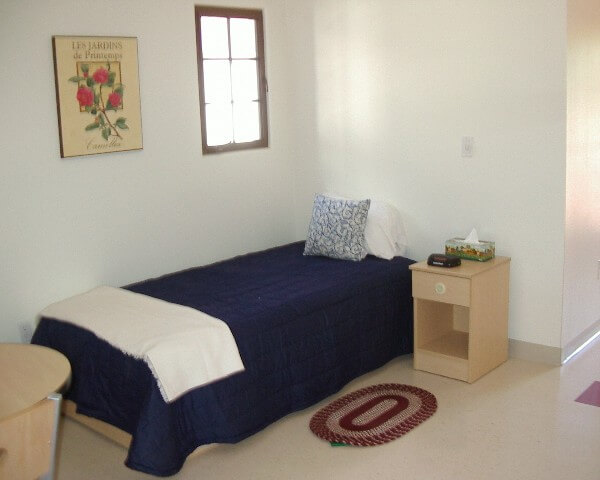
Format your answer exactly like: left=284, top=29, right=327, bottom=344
left=309, top=383, right=437, bottom=446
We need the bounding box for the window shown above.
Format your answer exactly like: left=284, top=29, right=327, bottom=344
left=195, top=6, right=268, bottom=154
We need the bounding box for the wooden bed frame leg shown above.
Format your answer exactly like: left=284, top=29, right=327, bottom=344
left=61, top=400, right=131, bottom=448
left=61, top=400, right=216, bottom=459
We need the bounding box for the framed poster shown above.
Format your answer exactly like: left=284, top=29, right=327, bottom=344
left=52, top=36, right=143, bottom=158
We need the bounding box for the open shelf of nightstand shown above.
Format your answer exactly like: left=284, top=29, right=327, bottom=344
left=420, top=330, right=469, bottom=359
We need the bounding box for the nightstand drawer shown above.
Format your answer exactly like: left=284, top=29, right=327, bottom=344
left=412, top=271, right=470, bottom=306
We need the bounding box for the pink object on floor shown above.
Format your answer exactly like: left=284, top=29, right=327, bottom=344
left=575, top=381, right=600, bottom=407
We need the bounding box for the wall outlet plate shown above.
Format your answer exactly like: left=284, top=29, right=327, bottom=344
left=461, top=136, right=474, bottom=157
left=19, top=323, right=34, bottom=343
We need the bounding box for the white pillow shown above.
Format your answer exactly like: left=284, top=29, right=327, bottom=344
left=364, top=200, right=408, bottom=260
left=322, top=194, right=408, bottom=260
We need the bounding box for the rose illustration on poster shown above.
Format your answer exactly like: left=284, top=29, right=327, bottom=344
left=52, top=36, right=143, bottom=158
left=70, top=63, right=128, bottom=141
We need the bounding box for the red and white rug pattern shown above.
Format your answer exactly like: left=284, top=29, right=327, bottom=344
left=310, top=383, right=437, bottom=446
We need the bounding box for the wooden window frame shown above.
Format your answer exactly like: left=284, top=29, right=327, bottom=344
left=194, top=5, right=269, bottom=154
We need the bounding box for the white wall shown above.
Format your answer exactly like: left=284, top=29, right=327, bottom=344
left=292, top=0, right=568, bottom=348
left=2, top=0, right=585, bottom=354
left=0, top=0, right=299, bottom=342
left=563, top=0, right=600, bottom=353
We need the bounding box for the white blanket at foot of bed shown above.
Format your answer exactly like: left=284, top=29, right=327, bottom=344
left=39, top=286, right=245, bottom=402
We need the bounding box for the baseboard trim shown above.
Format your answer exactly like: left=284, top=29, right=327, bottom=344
left=508, top=338, right=562, bottom=366
left=561, top=318, right=600, bottom=363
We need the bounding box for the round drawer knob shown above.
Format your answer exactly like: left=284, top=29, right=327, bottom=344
left=434, top=282, right=446, bottom=294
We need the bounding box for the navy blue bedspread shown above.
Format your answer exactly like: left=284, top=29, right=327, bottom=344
left=32, top=242, right=414, bottom=476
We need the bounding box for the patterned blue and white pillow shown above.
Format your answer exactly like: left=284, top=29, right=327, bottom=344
left=303, top=194, right=371, bottom=261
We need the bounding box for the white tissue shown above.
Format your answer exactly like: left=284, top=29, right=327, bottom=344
left=464, top=228, right=480, bottom=244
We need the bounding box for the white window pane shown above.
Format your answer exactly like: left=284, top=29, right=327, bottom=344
left=233, top=102, right=260, bottom=143
left=206, top=103, right=233, bottom=146
left=201, top=16, right=229, bottom=58
left=230, top=18, right=256, bottom=58
left=203, top=60, right=232, bottom=103
left=231, top=60, right=258, bottom=101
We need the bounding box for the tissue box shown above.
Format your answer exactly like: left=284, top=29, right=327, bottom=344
left=445, top=238, right=495, bottom=262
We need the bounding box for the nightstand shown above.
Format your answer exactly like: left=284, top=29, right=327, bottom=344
left=409, top=256, right=510, bottom=383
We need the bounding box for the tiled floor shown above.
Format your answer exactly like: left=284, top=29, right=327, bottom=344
left=55, top=336, right=600, bottom=479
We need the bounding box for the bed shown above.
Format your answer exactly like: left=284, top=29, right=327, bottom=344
left=32, top=241, right=415, bottom=476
